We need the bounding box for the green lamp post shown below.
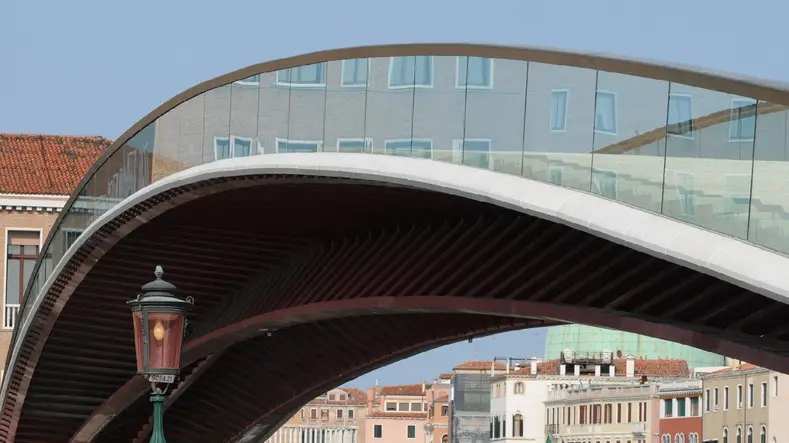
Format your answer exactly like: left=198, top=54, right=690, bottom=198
left=128, top=266, right=194, bottom=443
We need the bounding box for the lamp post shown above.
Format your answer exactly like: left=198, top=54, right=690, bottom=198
left=127, top=265, right=194, bottom=443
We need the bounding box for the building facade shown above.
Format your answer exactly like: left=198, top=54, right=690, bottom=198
left=700, top=364, right=771, bottom=443
left=0, top=134, right=107, bottom=366
left=263, top=387, right=367, bottom=443
left=426, top=375, right=452, bottom=443
left=656, top=380, right=702, bottom=443
left=365, top=383, right=429, bottom=443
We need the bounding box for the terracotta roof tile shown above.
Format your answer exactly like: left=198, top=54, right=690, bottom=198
left=380, top=384, right=427, bottom=396
left=367, top=411, right=428, bottom=419
left=438, top=373, right=454, bottom=379
left=706, top=363, right=759, bottom=375
left=502, top=358, right=689, bottom=378
left=454, top=360, right=506, bottom=370
left=306, top=388, right=367, bottom=405
left=0, top=134, right=110, bottom=195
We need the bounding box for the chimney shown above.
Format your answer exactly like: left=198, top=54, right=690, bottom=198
left=530, top=357, right=539, bottom=375
left=422, top=381, right=427, bottom=393
left=626, top=355, right=636, bottom=378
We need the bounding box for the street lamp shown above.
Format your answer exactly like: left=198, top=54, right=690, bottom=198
left=127, top=265, right=194, bottom=443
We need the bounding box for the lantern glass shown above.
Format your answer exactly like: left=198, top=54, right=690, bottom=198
left=132, top=311, right=145, bottom=372
left=145, top=312, right=185, bottom=371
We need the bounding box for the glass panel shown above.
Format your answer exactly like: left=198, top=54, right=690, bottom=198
left=287, top=63, right=327, bottom=152
left=228, top=80, right=261, bottom=159
left=145, top=312, right=185, bottom=371
left=464, top=58, right=527, bottom=175
left=152, top=96, right=207, bottom=181
left=326, top=59, right=368, bottom=152
left=132, top=311, right=144, bottom=371
left=5, top=259, right=20, bottom=304
left=258, top=71, right=290, bottom=154
left=202, top=84, right=232, bottom=163
left=523, top=63, right=596, bottom=191
left=367, top=56, right=415, bottom=155
left=664, top=84, right=755, bottom=239
left=749, top=101, right=789, bottom=253
left=412, top=56, right=466, bottom=163
left=591, top=72, right=669, bottom=212
left=389, top=56, right=433, bottom=88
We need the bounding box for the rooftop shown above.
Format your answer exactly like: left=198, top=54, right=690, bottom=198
left=0, top=134, right=110, bottom=195
left=379, top=384, right=428, bottom=396
left=495, top=357, right=690, bottom=378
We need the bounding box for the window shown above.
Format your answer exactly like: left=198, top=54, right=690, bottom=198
left=407, top=425, right=416, bottom=439
left=737, top=384, right=744, bottom=408
left=674, top=172, right=696, bottom=217
left=592, top=168, right=618, bottom=199
left=320, top=409, right=329, bottom=419
left=374, top=424, right=383, bottom=439
left=664, top=399, right=673, bottom=417
left=411, top=403, right=423, bottom=412
left=348, top=409, right=354, bottom=419
left=667, top=94, right=694, bottom=137
left=310, top=409, right=317, bottom=419
left=336, top=409, right=343, bottom=419
left=399, top=402, right=409, bottom=411
left=748, top=427, right=753, bottom=443
left=337, top=138, right=373, bottom=153
left=214, top=136, right=256, bottom=160
left=329, top=394, right=336, bottom=401
left=677, top=398, right=686, bottom=417
left=676, top=434, right=684, bottom=443
left=594, top=91, right=617, bottom=134
left=456, top=56, right=493, bottom=88
left=5, top=231, right=39, bottom=330
left=512, top=414, right=523, bottom=437
left=760, top=427, right=766, bottom=443
left=737, top=426, right=742, bottom=443
left=774, top=376, right=779, bottom=396
left=442, top=435, right=448, bottom=443
left=339, top=394, right=346, bottom=401
left=550, top=90, right=569, bottom=131
left=690, top=397, right=699, bottom=416
left=662, top=435, right=671, bottom=443
left=389, top=56, right=433, bottom=88
left=386, top=402, right=396, bottom=411
left=441, top=405, right=448, bottom=416
left=749, top=383, right=754, bottom=408
left=276, top=139, right=322, bottom=153
left=715, top=388, right=720, bottom=409
left=385, top=139, right=432, bottom=159
left=341, top=58, right=370, bottom=87
left=724, top=386, right=730, bottom=410
left=453, top=139, right=491, bottom=168
left=729, top=99, right=757, bottom=142
left=723, top=428, right=729, bottom=443
left=234, top=74, right=260, bottom=86
left=276, top=63, right=327, bottom=86
left=761, top=382, right=767, bottom=406
left=514, top=382, right=525, bottom=394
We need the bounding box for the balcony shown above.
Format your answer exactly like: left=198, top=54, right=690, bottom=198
left=544, top=424, right=559, bottom=435
left=4, top=304, right=19, bottom=329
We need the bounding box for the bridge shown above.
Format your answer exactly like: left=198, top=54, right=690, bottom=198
left=4, top=43, right=789, bottom=443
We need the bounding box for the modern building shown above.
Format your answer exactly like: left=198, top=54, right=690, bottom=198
left=700, top=364, right=775, bottom=443
left=656, top=380, right=702, bottom=443
left=0, top=134, right=107, bottom=362
left=10, top=43, right=789, bottom=443
left=263, top=387, right=367, bottom=443
left=365, top=383, right=429, bottom=443
left=450, top=362, right=500, bottom=443
left=545, top=326, right=726, bottom=371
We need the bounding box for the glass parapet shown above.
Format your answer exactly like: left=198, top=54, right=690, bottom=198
left=17, top=52, right=789, bottom=328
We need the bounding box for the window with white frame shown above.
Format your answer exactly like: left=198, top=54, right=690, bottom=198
left=748, top=383, right=754, bottom=408
left=715, top=388, right=720, bottom=409
left=761, top=382, right=767, bottom=406
left=337, top=138, right=373, bottom=153
left=592, top=168, right=618, bottom=199
left=389, top=56, right=433, bottom=88
left=5, top=231, right=39, bottom=330
left=385, top=139, right=432, bottom=159
left=235, top=74, right=260, bottom=86
left=277, top=139, right=322, bottom=153
left=456, top=56, right=493, bottom=88
left=729, top=99, right=757, bottom=142
left=594, top=91, right=617, bottom=134
left=276, top=63, right=327, bottom=87
left=723, top=427, right=729, bottom=443
left=668, top=94, right=694, bottom=138
left=550, top=90, right=569, bottom=131
left=453, top=139, right=491, bottom=168
left=774, top=376, right=779, bottom=396
left=675, top=171, right=695, bottom=217
left=214, top=136, right=256, bottom=160
left=341, top=59, right=370, bottom=87
left=737, top=385, right=743, bottom=408
left=724, top=386, right=730, bottom=410
left=548, top=165, right=564, bottom=185
left=407, top=425, right=416, bottom=439
left=374, top=424, right=383, bottom=439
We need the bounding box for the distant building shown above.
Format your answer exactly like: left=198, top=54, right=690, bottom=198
left=365, top=383, right=429, bottom=443
left=699, top=363, right=789, bottom=443
left=490, top=350, right=690, bottom=443
left=656, top=379, right=702, bottom=443
left=263, top=387, right=367, bottom=443
left=450, top=361, right=502, bottom=443
left=545, top=325, right=726, bottom=371
left=426, top=376, right=452, bottom=443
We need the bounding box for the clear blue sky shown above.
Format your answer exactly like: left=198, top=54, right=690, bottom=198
left=2, top=0, right=788, bottom=386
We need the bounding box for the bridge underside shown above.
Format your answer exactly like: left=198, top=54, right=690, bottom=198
left=9, top=175, right=789, bottom=443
